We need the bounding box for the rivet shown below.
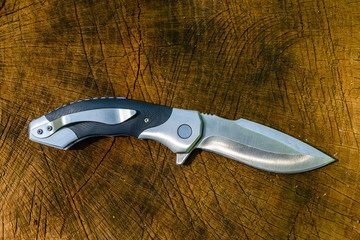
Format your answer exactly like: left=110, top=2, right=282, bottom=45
left=144, top=118, right=149, bottom=123
left=47, top=126, right=53, bottom=131
left=37, top=129, right=43, bottom=135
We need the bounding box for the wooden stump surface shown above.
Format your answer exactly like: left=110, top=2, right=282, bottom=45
left=1, top=0, right=360, bottom=239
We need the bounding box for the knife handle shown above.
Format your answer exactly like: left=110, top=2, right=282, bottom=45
left=29, top=98, right=172, bottom=148
left=29, top=98, right=202, bottom=154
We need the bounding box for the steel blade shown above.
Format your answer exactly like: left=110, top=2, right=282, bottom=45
left=195, top=114, right=335, bottom=173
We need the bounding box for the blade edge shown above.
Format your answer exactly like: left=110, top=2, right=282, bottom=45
left=199, top=136, right=334, bottom=173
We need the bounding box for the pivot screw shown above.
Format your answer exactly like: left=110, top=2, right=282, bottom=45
left=177, top=124, right=192, bottom=139
left=37, top=129, right=43, bottom=135
left=47, top=126, right=53, bottom=131
left=144, top=118, right=149, bottom=123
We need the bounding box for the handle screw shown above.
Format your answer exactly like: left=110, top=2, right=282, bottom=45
left=37, top=129, right=43, bottom=135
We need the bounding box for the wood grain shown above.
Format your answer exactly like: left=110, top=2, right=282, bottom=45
left=1, top=0, right=359, bottom=239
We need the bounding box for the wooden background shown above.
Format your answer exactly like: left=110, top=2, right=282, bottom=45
left=0, top=0, right=359, bottom=239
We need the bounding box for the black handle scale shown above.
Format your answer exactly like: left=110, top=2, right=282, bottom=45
left=45, top=98, right=173, bottom=139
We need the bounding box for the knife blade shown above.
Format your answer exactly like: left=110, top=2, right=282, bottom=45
left=28, top=97, right=335, bottom=173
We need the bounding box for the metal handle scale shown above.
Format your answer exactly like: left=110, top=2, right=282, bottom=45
left=29, top=98, right=202, bottom=156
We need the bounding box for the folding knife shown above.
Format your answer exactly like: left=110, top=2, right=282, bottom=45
left=29, top=98, right=334, bottom=173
